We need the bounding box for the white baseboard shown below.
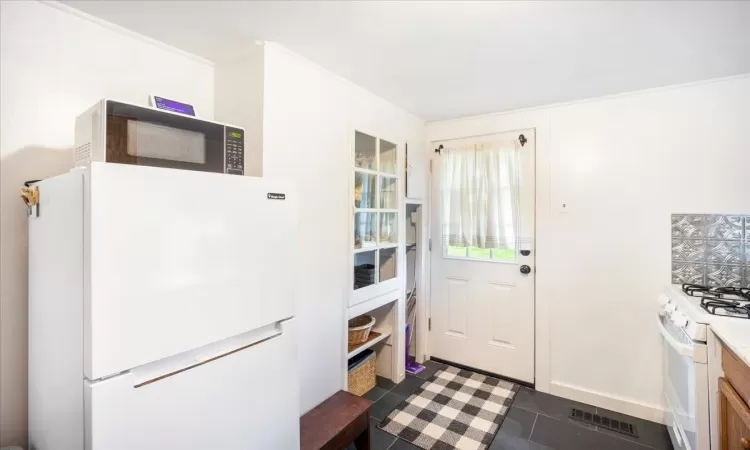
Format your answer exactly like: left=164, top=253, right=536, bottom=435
left=550, top=381, right=667, bottom=425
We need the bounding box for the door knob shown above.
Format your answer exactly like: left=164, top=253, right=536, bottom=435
left=741, top=437, right=750, bottom=449
left=520, top=265, right=531, bottom=274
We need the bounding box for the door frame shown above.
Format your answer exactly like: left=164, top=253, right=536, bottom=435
left=418, top=116, right=552, bottom=393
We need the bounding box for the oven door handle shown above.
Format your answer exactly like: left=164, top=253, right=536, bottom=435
left=656, top=316, right=694, bottom=357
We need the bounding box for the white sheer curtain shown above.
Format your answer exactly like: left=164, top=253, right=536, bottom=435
left=441, top=139, right=520, bottom=249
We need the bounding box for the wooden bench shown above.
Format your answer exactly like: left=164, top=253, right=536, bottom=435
left=300, top=390, right=373, bottom=450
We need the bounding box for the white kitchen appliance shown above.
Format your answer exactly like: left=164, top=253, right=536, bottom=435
left=28, top=163, right=299, bottom=450
left=75, top=98, right=245, bottom=175
left=658, top=284, right=748, bottom=450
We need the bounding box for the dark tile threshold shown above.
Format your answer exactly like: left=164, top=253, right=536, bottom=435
left=430, top=357, right=535, bottom=389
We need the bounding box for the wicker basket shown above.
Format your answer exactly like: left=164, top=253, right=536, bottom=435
left=347, top=350, right=376, bottom=396
left=348, top=314, right=375, bottom=346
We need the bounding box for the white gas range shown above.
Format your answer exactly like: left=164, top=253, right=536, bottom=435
left=658, top=284, right=750, bottom=450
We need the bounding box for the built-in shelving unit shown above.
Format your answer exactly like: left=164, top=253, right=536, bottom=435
left=351, top=131, right=400, bottom=305
left=347, top=330, right=392, bottom=359
left=346, top=129, right=405, bottom=390
left=405, top=201, right=426, bottom=365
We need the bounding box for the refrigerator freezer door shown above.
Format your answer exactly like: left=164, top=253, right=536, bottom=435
left=86, top=163, right=296, bottom=380
left=85, top=319, right=299, bottom=450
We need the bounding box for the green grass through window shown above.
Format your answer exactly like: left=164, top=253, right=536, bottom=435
left=445, top=246, right=516, bottom=261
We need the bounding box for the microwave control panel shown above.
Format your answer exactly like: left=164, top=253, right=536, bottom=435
left=225, top=127, right=245, bottom=175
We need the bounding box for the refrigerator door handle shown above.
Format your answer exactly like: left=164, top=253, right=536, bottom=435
left=130, top=320, right=287, bottom=388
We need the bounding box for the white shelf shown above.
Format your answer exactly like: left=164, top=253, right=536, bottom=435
left=347, top=330, right=392, bottom=359
left=355, top=208, right=398, bottom=213
left=354, top=167, right=384, bottom=176
left=353, top=242, right=399, bottom=254
left=405, top=198, right=424, bottom=205
left=349, top=287, right=398, bottom=318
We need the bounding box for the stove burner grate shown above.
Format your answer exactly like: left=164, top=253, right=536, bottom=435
left=699, top=297, right=750, bottom=319
left=682, top=283, right=750, bottom=301
left=682, top=284, right=750, bottom=319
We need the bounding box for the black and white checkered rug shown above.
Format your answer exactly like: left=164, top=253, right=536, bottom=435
left=379, top=366, right=519, bottom=450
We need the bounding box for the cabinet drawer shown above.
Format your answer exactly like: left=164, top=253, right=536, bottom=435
left=723, top=347, right=750, bottom=407
left=719, top=378, right=750, bottom=450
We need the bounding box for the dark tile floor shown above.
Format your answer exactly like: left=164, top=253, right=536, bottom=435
left=350, top=360, right=673, bottom=450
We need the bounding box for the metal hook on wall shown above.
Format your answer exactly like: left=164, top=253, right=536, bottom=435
left=434, top=144, right=444, bottom=155
left=518, top=134, right=527, bottom=146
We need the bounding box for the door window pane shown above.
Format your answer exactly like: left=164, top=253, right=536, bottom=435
left=355, top=172, right=377, bottom=208
left=444, top=245, right=516, bottom=261
left=492, top=249, right=516, bottom=261
left=468, top=247, right=491, bottom=259
left=445, top=246, right=467, bottom=257
left=355, top=131, right=377, bottom=171
left=440, top=139, right=519, bottom=263
left=379, top=139, right=397, bottom=174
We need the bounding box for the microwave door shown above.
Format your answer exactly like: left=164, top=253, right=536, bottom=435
left=105, top=100, right=228, bottom=174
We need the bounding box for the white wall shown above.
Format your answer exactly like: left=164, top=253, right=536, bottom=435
left=0, top=2, right=214, bottom=446
left=214, top=45, right=265, bottom=176
left=427, top=74, right=750, bottom=422
left=262, top=42, right=425, bottom=414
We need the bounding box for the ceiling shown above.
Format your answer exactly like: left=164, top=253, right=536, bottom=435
left=62, top=1, right=750, bottom=121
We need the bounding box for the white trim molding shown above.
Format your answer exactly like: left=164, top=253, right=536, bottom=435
left=550, top=381, right=667, bottom=425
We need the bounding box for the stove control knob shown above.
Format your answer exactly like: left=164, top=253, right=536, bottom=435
left=665, top=303, right=677, bottom=314
left=671, top=312, right=688, bottom=328
left=658, top=294, right=670, bottom=307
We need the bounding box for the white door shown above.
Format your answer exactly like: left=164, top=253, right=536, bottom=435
left=429, top=131, right=535, bottom=383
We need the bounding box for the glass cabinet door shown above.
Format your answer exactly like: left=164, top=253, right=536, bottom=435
left=354, top=250, right=377, bottom=290
left=352, top=130, right=400, bottom=293
left=354, top=212, right=377, bottom=249
left=379, top=139, right=397, bottom=174
left=380, top=176, right=398, bottom=209
left=379, top=247, right=397, bottom=282
left=355, top=172, right=377, bottom=208
left=355, top=131, right=377, bottom=171
left=379, top=212, right=398, bottom=245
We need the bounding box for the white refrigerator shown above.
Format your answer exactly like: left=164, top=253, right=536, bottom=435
left=28, top=163, right=300, bottom=450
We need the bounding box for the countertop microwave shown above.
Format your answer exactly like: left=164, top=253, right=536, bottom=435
left=74, top=99, right=245, bottom=175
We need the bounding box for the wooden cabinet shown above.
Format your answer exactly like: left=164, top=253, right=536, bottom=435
left=719, top=346, right=750, bottom=450
left=719, top=378, right=750, bottom=450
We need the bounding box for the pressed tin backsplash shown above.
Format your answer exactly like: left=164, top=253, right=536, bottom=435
left=671, top=214, right=750, bottom=288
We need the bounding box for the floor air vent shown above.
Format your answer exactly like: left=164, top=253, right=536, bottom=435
left=570, top=408, right=638, bottom=437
